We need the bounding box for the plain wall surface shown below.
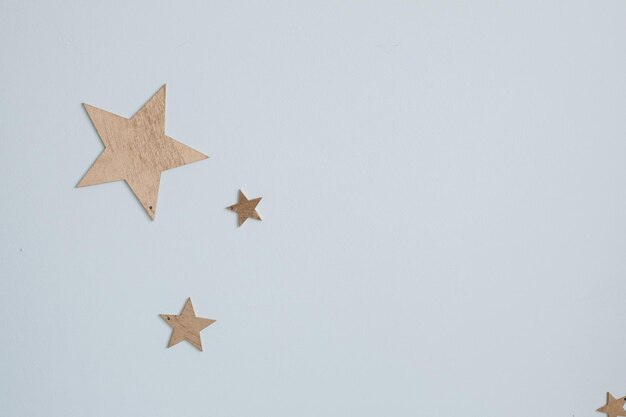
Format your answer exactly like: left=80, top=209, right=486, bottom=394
left=2, top=1, right=626, bottom=416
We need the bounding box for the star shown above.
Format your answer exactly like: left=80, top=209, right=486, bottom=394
left=77, top=85, right=208, bottom=219
left=597, top=392, right=626, bottom=417
left=160, top=298, right=215, bottom=351
left=226, top=190, right=262, bottom=226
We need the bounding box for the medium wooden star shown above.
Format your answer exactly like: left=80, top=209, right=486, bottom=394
left=77, top=85, right=208, bottom=219
left=160, top=298, right=215, bottom=351
left=597, top=392, right=626, bottom=417
left=226, top=190, right=262, bottom=226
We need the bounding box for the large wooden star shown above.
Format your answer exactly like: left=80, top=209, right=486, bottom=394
left=227, top=190, right=262, bottom=227
left=160, top=298, right=215, bottom=351
left=598, top=393, right=626, bottom=417
left=77, top=85, right=207, bottom=219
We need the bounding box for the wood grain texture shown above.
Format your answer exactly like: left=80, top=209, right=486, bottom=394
left=597, top=393, right=626, bottom=417
left=77, top=85, right=208, bottom=219
left=226, top=190, right=262, bottom=227
left=160, top=298, right=215, bottom=351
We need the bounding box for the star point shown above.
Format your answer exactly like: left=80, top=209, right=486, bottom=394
left=78, top=85, right=207, bottom=219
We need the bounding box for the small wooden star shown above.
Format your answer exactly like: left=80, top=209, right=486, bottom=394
left=597, top=392, right=626, bottom=417
left=226, top=190, right=262, bottom=227
left=160, top=298, right=215, bottom=351
left=78, top=85, right=208, bottom=219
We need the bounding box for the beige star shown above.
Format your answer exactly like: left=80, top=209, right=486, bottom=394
left=597, top=392, right=626, bottom=417
left=226, top=190, right=262, bottom=226
left=77, top=85, right=207, bottom=219
left=160, top=298, right=215, bottom=351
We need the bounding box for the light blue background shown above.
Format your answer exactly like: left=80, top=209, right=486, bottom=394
left=2, top=1, right=626, bottom=416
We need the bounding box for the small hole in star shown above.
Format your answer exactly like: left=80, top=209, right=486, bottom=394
left=149, top=206, right=153, bottom=210
left=167, top=317, right=170, bottom=320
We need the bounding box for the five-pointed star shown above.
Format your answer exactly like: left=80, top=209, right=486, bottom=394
left=227, top=190, right=262, bottom=226
left=598, top=392, right=626, bottom=417
left=160, top=298, right=215, bottom=351
left=77, top=85, right=207, bottom=219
